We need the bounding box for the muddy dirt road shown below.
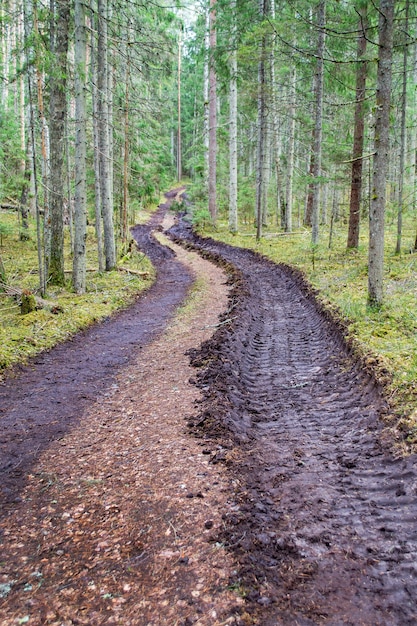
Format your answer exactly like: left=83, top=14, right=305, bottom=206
left=170, top=217, right=417, bottom=625
left=0, top=198, right=192, bottom=507
left=1, top=191, right=417, bottom=625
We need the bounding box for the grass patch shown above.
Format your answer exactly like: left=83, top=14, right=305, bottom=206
left=0, top=210, right=155, bottom=378
left=203, top=215, right=417, bottom=445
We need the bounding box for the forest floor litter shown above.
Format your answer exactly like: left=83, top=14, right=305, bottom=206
left=1, top=190, right=417, bottom=624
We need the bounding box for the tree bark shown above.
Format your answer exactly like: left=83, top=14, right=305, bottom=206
left=72, top=0, right=87, bottom=294
left=177, top=29, right=182, bottom=182
left=368, top=0, right=394, bottom=307
left=121, top=52, right=130, bottom=243
left=286, top=64, right=296, bottom=232
left=90, top=4, right=105, bottom=272
left=229, top=0, right=238, bottom=233
left=255, top=0, right=268, bottom=241
left=208, top=0, right=217, bottom=222
left=311, top=0, right=325, bottom=245
left=395, top=0, right=409, bottom=255
left=203, top=7, right=210, bottom=192
left=48, top=0, right=70, bottom=286
left=347, top=9, right=368, bottom=249
left=97, top=0, right=116, bottom=270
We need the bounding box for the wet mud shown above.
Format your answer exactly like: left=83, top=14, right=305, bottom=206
left=2, top=190, right=417, bottom=624
left=169, top=216, right=417, bottom=625
left=0, top=195, right=192, bottom=511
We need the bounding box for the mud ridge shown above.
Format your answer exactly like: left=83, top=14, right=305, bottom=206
left=169, top=216, right=417, bottom=625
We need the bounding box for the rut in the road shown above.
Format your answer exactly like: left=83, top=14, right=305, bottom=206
left=170, top=222, right=417, bottom=625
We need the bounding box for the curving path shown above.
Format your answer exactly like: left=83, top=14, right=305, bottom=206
left=0, top=195, right=192, bottom=510
left=170, top=220, right=417, bottom=625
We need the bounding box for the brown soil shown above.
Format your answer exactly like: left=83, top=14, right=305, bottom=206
left=169, top=214, right=417, bottom=625
left=2, top=190, right=417, bottom=625
left=0, top=200, right=245, bottom=625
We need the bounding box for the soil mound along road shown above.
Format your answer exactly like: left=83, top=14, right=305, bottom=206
left=169, top=215, right=417, bottom=625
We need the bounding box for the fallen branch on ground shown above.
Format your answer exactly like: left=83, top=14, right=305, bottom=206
left=118, top=266, right=150, bottom=278
left=1, top=284, right=63, bottom=314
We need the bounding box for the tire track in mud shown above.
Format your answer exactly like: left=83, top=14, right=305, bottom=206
left=170, top=221, right=417, bottom=625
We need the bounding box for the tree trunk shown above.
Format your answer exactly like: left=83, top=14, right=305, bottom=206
left=19, top=150, right=31, bottom=239
left=208, top=0, right=217, bottom=222
left=286, top=64, right=296, bottom=232
left=72, top=0, right=87, bottom=294
left=203, top=7, right=210, bottom=192
left=229, top=0, right=238, bottom=233
left=90, top=4, right=105, bottom=272
left=255, top=0, right=268, bottom=241
left=311, top=0, right=326, bottom=245
left=121, top=52, right=130, bottom=243
left=97, top=0, right=116, bottom=270
left=395, top=0, right=409, bottom=255
left=48, top=0, right=70, bottom=286
left=347, top=9, right=368, bottom=249
left=24, top=0, right=45, bottom=296
left=177, top=29, right=182, bottom=182
left=368, top=0, right=394, bottom=307
left=33, top=0, right=50, bottom=271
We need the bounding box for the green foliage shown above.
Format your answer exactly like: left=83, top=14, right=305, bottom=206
left=191, top=206, right=212, bottom=229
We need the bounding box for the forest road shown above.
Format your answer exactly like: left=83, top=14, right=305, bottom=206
left=1, top=190, right=417, bottom=625
left=0, top=193, right=193, bottom=507
left=169, top=215, right=417, bottom=625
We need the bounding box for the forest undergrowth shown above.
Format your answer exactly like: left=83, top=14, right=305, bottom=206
left=0, top=209, right=155, bottom=378
left=205, top=215, right=417, bottom=449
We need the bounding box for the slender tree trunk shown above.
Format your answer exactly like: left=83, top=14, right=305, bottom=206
left=121, top=52, right=130, bottom=243
left=347, top=9, right=368, bottom=249
left=18, top=6, right=26, bottom=176
left=311, top=0, right=326, bottom=245
left=208, top=0, right=217, bottom=222
left=24, top=0, right=45, bottom=295
left=177, top=29, right=182, bottom=182
left=395, top=0, right=409, bottom=255
left=49, top=0, right=70, bottom=286
left=255, top=0, right=268, bottom=241
left=33, top=0, right=50, bottom=269
left=107, top=2, right=114, bottom=211
left=90, top=5, right=105, bottom=272
left=72, top=0, right=87, bottom=293
left=262, top=123, right=270, bottom=226
left=203, top=7, right=210, bottom=191
left=229, top=0, right=238, bottom=233
left=286, top=64, right=296, bottom=232
left=19, top=145, right=31, bottom=239
left=97, top=0, right=116, bottom=270
left=368, top=0, right=394, bottom=307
